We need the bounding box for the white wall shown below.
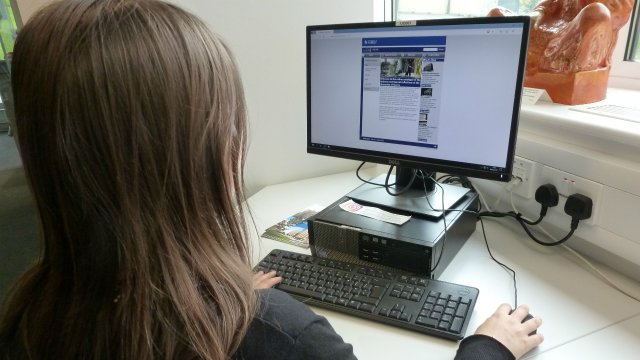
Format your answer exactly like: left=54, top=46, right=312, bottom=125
left=16, top=0, right=377, bottom=195
left=472, top=91, right=640, bottom=280
left=15, top=0, right=53, bottom=23
left=172, top=0, right=377, bottom=195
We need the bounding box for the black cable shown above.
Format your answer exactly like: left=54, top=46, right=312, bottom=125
left=478, top=209, right=578, bottom=246
left=516, top=217, right=578, bottom=246
left=422, top=173, right=447, bottom=273
left=423, top=174, right=518, bottom=308
left=355, top=161, right=420, bottom=196
left=356, top=161, right=398, bottom=187
left=518, top=212, right=545, bottom=226
left=384, top=166, right=416, bottom=196
left=478, top=215, right=519, bottom=308
left=417, top=172, right=518, bottom=305
left=356, top=161, right=384, bottom=186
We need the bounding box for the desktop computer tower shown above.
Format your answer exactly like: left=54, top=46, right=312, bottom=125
left=307, top=191, right=478, bottom=279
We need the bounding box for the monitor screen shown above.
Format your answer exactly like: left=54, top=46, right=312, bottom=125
left=307, top=17, right=530, bottom=183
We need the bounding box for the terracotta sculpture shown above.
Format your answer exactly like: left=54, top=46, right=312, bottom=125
left=490, top=0, right=634, bottom=104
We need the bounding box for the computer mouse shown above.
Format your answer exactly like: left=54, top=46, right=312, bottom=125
left=522, top=313, right=537, bottom=336
left=510, top=310, right=537, bottom=336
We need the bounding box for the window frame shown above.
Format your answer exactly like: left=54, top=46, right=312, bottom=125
left=390, top=0, right=640, bottom=89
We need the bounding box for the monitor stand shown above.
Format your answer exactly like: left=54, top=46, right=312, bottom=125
left=346, top=174, right=470, bottom=218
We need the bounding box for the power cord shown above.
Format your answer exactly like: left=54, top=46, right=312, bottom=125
left=507, top=191, right=640, bottom=303
left=478, top=182, right=593, bottom=247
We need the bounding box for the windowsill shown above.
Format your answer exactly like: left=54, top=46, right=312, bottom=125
left=518, top=87, right=640, bottom=163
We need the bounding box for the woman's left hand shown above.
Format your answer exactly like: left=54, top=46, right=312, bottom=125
left=252, top=270, right=282, bottom=289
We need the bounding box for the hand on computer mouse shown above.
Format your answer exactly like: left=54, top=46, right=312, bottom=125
left=474, top=304, right=544, bottom=359
left=252, top=270, right=282, bottom=289
left=509, top=309, right=537, bottom=336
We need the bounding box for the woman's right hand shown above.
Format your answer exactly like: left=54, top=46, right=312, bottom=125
left=474, top=304, right=544, bottom=359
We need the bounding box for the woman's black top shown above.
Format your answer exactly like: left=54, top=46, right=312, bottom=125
left=233, top=289, right=514, bottom=360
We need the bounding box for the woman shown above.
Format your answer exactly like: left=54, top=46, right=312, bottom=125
left=0, top=1, right=543, bottom=359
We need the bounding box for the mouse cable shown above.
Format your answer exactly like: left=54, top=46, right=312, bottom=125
left=478, top=215, right=519, bottom=308
left=424, top=174, right=519, bottom=307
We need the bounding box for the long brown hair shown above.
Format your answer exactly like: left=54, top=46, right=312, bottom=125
left=0, top=0, right=256, bottom=358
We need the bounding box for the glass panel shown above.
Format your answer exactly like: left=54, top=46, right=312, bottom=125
left=630, top=1, right=640, bottom=61
left=395, top=0, right=540, bottom=19
left=0, top=0, right=18, bottom=133
left=396, top=0, right=640, bottom=64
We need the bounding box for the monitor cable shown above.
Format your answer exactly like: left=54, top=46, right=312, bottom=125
left=355, top=161, right=417, bottom=196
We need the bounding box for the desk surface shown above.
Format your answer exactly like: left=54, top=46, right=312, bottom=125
left=246, top=170, right=640, bottom=359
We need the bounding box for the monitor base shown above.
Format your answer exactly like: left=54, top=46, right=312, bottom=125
left=346, top=175, right=470, bottom=218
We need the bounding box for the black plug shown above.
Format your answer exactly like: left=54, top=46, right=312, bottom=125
left=517, top=184, right=559, bottom=226
left=564, top=193, right=593, bottom=229
left=535, top=184, right=559, bottom=216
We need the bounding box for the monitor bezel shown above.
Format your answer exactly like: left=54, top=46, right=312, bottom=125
left=306, top=16, right=531, bottom=182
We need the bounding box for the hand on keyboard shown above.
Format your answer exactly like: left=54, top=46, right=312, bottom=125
left=253, top=270, right=283, bottom=289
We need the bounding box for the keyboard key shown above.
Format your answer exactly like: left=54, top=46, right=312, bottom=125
left=336, top=298, right=349, bottom=306
left=360, top=303, right=375, bottom=313
left=399, top=312, right=411, bottom=322
left=456, top=304, right=469, bottom=317
left=450, top=317, right=464, bottom=333
left=351, top=295, right=380, bottom=306
left=277, top=284, right=321, bottom=300
left=416, top=316, right=438, bottom=328
left=347, top=300, right=361, bottom=309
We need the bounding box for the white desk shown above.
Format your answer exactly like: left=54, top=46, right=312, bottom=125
left=246, top=171, right=640, bottom=359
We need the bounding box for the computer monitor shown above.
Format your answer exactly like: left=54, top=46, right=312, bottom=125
left=307, top=16, right=530, bottom=216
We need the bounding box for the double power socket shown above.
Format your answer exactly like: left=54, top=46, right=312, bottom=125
left=511, top=156, right=603, bottom=226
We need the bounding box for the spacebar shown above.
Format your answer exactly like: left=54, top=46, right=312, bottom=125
left=277, top=284, right=325, bottom=300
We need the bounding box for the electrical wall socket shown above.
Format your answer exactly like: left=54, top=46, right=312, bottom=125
left=511, top=156, right=539, bottom=199
left=539, top=165, right=603, bottom=226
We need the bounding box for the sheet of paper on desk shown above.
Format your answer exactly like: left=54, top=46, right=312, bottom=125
left=261, top=205, right=324, bottom=249
left=339, top=199, right=410, bottom=225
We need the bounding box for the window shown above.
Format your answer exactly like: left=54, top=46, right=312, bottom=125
left=395, top=0, right=539, bottom=18
left=626, top=0, right=640, bottom=62
left=0, top=0, right=19, bottom=133
left=393, top=0, right=640, bottom=87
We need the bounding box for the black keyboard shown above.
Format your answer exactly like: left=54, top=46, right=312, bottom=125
left=255, top=249, right=479, bottom=341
